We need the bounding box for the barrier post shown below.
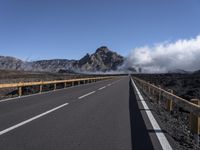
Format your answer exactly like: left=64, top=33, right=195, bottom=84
left=158, top=85, right=161, bottom=104
left=64, top=82, right=67, bottom=88
left=142, top=83, right=144, bottom=91
left=166, top=89, right=173, bottom=112
left=39, top=84, right=43, bottom=93
left=18, top=86, right=22, bottom=97
left=152, top=84, right=155, bottom=101
left=190, top=99, right=200, bottom=145
left=148, top=82, right=151, bottom=95
left=54, top=83, right=56, bottom=91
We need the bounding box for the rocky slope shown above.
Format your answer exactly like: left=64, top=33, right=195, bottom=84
left=0, top=46, right=125, bottom=73
left=77, top=46, right=124, bottom=72
left=0, top=56, right=26, bottom=70
left=31, top=59, right=76, bottom=72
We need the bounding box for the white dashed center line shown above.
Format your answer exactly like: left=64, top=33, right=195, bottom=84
left=98, top=86, right=106, bottom=90
left=0, top=103, right=69, bottom=136
left=107, top=84, right=112, bottom=86
left=78, top=91, right=96, bottom=99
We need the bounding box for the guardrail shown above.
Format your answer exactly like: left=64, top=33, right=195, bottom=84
left=0, top=76, right=113, bottom=97
left=132, top=76, right=200, bottom=144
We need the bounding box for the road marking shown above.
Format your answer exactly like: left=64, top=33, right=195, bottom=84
left=131, top=78, right=172, bottom=150
left=0, top=79, right=113, bottom=103
left=107, top=83, right=112, bottom=86
left=98, top=86, right=106, bottom=90
left=78, top=91, right=95, bottom=99
left=0, top=103, right=69, bottom=136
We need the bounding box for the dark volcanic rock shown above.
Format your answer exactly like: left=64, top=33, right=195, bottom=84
left=135, top=73, right=200, bottom=100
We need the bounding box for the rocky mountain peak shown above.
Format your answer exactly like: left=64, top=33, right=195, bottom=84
left=95, top=46, right=110, bottom=54
left=77, top=46, right=124, bottom=72
left=78, top=53, right=90, bottom=66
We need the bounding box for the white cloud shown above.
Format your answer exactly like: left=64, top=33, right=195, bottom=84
left=125, top=35, right=200, bottom=73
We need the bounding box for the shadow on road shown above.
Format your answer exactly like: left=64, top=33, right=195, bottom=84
left=129, top=80, right=155, bottom=150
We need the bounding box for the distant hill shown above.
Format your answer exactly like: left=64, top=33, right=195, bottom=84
left=167, top=69, right=190, bottom=74
left=193, top=70, right=200, bottom=74
left=0, top=56, right=28, bottom=70
left=0, top=46, right=125, bottom=73
left=31, top=59, right=76, bottom=72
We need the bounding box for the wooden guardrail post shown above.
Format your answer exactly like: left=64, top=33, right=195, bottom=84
left=151, top=84, right=155, bottom=101
left=190, top=99, right=200, bottom=145
left=18, top=86, right=22, bottom=97
left=145, top=83, right=148, bottom=93
left=145, top=83, right=147, bottom=91
left=166, top=89, right=173, bottom=112
left=152, top=84, right=155, bottom=95
left=39, top=84, right=43, bottom=93
left=148, top=82, right=151, bottom=95
left=157, top=85, right=161, bottom=104
left=142, top=82, right=145, bottom=91
left=143, top=83, right=145, bottom=93
left=64, top=82, right=67, bottom=88
left=54, top=83, right=56, bottom=91
left=143, top=83, right=145, bottom=92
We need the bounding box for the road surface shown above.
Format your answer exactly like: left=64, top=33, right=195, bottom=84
left=0, top=76, right=172, bottom=150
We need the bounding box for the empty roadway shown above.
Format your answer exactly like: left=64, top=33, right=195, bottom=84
left=0, top=76, right=172, bottom=150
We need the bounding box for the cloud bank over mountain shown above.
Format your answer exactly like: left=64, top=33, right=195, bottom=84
left=125, top=35, right=200, bottom=73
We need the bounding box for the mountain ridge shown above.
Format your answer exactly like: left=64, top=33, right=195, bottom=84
left=0, top=46, right=125, bottom=73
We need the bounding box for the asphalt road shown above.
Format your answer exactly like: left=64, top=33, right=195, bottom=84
left=0, top=76, right=172, bottom=150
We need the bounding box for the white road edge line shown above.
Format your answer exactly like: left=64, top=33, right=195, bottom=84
left=98, top=86, right=106, bottom=90
left=0, top=103, right=69, bottom=136
left=78, top=91, right=95, bottom=99
left=131, top=78, right=173, bottom=150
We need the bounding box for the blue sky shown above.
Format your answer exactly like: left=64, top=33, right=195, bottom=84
left=0, top=0, right=200, bottom=61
